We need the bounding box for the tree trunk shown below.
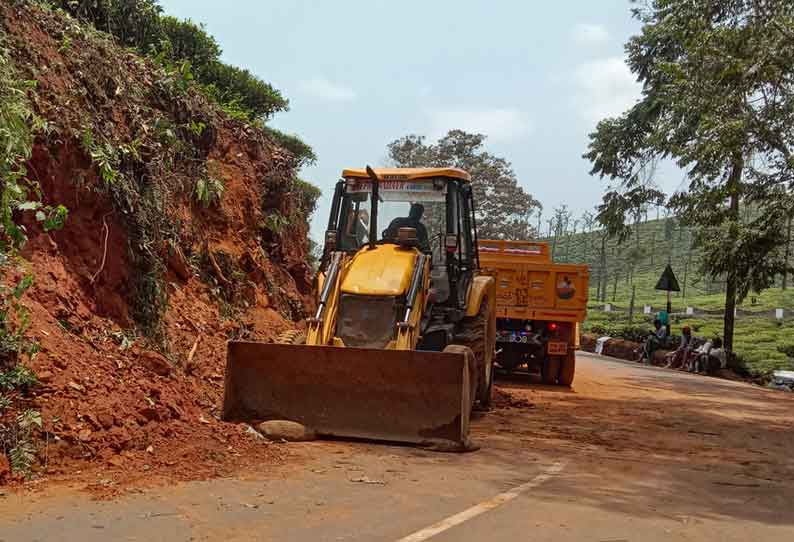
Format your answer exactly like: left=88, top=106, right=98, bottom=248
left=723, top=159, right=743, bottom=353
left=564, top=234, right=570, bottom=262
left=612, top=271, right=618, bottom=302
left=596, top=268, right=602, bottom=303
left=650, top=232, right=656, bottom=266
left=599, top=234, right=607, bottom=302
left=682, top=259, right=689, bottom=299
left=628, top=285, right=636, bottom=324
left=780, top=216, right=791, bottom=290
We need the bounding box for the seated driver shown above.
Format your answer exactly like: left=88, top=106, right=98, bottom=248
left=383, top=203, right=429, bottom=251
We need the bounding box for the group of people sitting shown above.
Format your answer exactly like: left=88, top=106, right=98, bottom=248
left=665, top=326, right=727, bottom=374
left=641, top=320, right=727, bottom=375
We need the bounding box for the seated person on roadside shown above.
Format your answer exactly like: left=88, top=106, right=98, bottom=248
left=697, top=337, right=726, bottom=375
left=642, top=319, right=667, bottom=364
left=687, top=338, right=713, bottom=372
left=664, top=325, right=692, bottom=369
left=383, top=203, right=430, bottom=252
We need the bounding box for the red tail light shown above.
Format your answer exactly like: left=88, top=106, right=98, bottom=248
left=548, top=323, right=558, bottom=332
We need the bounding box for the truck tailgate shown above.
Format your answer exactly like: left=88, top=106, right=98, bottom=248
left=478, top=240, right=589, bottom=322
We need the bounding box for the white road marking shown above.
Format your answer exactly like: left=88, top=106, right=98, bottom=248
left=395, top=462, right=565, bottom=542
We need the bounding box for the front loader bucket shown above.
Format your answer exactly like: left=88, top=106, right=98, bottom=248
left=223, top=342, right=471, bottom=447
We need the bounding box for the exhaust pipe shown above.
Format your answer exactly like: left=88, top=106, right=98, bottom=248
left=366, top=165, right=379, bottom=250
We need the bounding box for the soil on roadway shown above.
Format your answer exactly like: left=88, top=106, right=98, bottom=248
left=2, top=353, right=793, bottom=541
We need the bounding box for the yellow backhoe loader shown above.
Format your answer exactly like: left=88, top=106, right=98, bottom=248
left=223, top=166, right=496, bottom=448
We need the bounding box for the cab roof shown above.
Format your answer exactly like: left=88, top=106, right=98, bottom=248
left=341, top=167, right=471, bottom=182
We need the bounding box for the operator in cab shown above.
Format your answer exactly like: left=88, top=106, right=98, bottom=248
left=383, top=203, right=430, bottom=252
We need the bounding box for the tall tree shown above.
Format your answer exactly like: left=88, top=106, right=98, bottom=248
left=585, top=0, right=794, bottom=352
left=551, top=205, right=571, bottom=261
left=387, top=131, right=542, bottom=240
left=580, top=210, right=596, bottom=262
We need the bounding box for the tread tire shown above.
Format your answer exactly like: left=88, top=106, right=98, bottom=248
left=458, top=297, right=494, bottom=407
left=558, top=350, right=575, bottom=387
left=542, top=356, right=561, bottom=385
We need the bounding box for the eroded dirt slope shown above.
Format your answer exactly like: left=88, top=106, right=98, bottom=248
left=1, top=3, right=313, bottom=489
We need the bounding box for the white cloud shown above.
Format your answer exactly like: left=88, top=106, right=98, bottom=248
left=572, top=23, right=610, bottom=45
left=428, top=108, right=532, bottom=142
left=573, top=56, right=640, bottom=123
left=298, top=77, right=356, bottom=102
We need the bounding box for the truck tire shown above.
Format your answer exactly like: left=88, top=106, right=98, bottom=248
left=541, top=356, right=560, bottom=385
left=496, top=349, right=521, bottom=373
left=458, top=297, right=494, bottom=407
left=558, top=351, right=575, bottom=387
left=443, top=344, right=477, bottom=413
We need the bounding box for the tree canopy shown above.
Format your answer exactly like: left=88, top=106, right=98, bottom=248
left=585, top=0, right=794, bottom=351
left=54, top=1, right=291, bottom=122
left=387, top=130, right=542, bottom=240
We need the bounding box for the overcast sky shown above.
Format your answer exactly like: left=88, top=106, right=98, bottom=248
left=158, top=0, right=680, bottom=240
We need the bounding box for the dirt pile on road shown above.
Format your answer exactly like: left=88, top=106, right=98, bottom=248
left=492, top=387, right=534, bottom=409
left=1, top=3, right=314, bottom=489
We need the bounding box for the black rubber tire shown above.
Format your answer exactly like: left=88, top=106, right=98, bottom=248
left=541, top=356, right=561, bottom=385
left=496, top=350, right=521, bottom=373
left=558, top=351, right=575, bottom=387
left=458, top=297, right=494, bottom=407
left=480, top=364, right=493, bottom=407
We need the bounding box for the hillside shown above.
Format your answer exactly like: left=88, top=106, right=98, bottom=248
left=545, top=215, right=794, bottom=376
left=1, top=2, right=314, bottom=487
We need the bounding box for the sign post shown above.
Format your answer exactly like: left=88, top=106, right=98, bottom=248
left=655, top=264, right=681, bottom=336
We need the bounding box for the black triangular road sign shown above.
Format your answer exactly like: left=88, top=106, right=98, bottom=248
left=655, top=264, right=681, bottom=292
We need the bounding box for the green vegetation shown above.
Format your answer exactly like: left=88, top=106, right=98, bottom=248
left=0, top=365, right=39, bottom=393
left=560, top=216, right=794, bottom=377
left=263, top=127, right=317, bottom=168
left=80, top=128, right=120, bottom=183
left=584, top=0, right=794, bottom=352
left=0, top=44, right=66, bottom=251
left=4, top=408, right=42, bottom=477
left=45, top=1, right=321, bottom=327
left=0, top=38, right=65, bottom=478
left=0, top=39, right=55, bottom=359
left=194, top=176, right=225, bottom=208
left=584, top=303, right=794, bottom=376
left=54, top=0, right=292, bottom=123
left=291, top=178, right=322, bottom=218
left=547, top=209, right=794, bottom=377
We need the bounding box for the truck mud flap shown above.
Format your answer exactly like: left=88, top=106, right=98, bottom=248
left=223, top=342, right=472, bottom=447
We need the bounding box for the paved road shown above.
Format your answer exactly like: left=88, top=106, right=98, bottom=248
left=2, top=353, right=793, bottom=541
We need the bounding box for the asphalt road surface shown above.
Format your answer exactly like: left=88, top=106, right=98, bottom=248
left=2, top=353, right=793, bottom=541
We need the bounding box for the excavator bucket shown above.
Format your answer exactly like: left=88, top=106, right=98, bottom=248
left=223, top=342, right=472, bottom=447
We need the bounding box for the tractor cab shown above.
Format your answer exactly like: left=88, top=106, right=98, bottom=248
left=324, top=167, right=480, bottom=311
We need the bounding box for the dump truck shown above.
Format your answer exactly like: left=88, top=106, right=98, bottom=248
left=223, top=167, right=496, bottom=448
left=478, top=239, right=588, bottom=386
